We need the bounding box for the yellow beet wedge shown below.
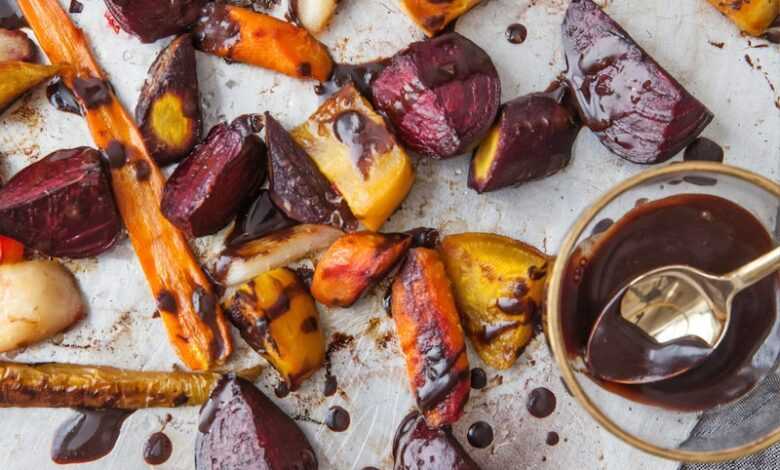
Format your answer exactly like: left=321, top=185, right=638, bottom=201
left=440, top=233, right=549, bottom=370
left=400, top=0, right=482, bottom=36
left=0, top=61, right=60, bottom=113
left=707, top=0, right=780, bottom=36
left=292, top=83, right=414, bottom=231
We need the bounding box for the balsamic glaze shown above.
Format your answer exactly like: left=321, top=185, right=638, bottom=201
left=46, top=79, right=83, bottom=116
left=317, top=60, right=390, bottom=100
left=325, top=406, right=350, bottom=432
left=72, top=77, right=111, bottom=109
left=506, top=23, right=528, bottom=44
left=383, top=284, right=393, bottom=316
left=392, top=411, right=480, bottom=470
left=416, top=348, right=468, bottom=412
left=527, top=387, right=556, bottom=418
left=226, top=190, right=295, bottom=248
left=133, top=160, right=151, bottom=182
left=546, top=431, right=560, bottom=446
left=407, top=227, right=440, bottom=249
left=103, top=140, right=127, bottom=169
left=69, top=0, right=83, bottom=13
left=333, top=110, right=393, bottom=178
left=683, top=137, right=724, bottom=163
left=323, top=374, right=338, bottom=397
left=591, top=218, right=614, bottom=235
left=275, top=382, right=290, bottom=398
left=466, top=421, right=494, bottom=448
left=0, top=0, right=26, bottom=29
left=51, top=409, right=133, bottom=464
left=470, top=368, right=487, bottom=390
left=143, top=432, right=173, bottom=465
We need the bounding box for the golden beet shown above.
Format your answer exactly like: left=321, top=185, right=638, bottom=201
left=400, top=0, right=481, bottom=36
left=707, top=0, right=779, bottom=36
left=440, top=233, right=549, bottom=370
left=226, top=268, right=325, bottom=389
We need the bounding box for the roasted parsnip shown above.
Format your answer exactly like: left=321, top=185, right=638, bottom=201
left=226, top=269, right=325, bottom=390
left=392, top=248, right=470, bottom=428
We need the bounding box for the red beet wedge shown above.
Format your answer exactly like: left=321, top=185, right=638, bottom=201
left=562, top=0, right=713, bottom=164
left=0, top=147, right=122, bottom=258
left=103, top=0, right=207, bottom=43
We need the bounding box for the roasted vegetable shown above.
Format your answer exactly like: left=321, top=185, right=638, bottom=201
left=103, top=0, right=207, bottom=43
left=0, top=147, right=122, bottom=258
left=0, top=61, right=60, bottom=113
left=162, top=116, right=266, bottom=238
left=562, top=0, right=713, bottom=164
left=292, top=84, right=415, bottom=231
left=291, top=0, right=337, bottom=34
left=196, top=375, right=318, bottom=470
left=193, top=3, right=333, bottom=81
left=312, top=232, right=411, bottom=308
left=392, top=248, right=470, bottom=428
left=707, top=0, right=779, bottom=36
left=266, top=113, right=357, bottom=231
left=225, top=190, right=295, bottom=249
left=400, top=0, right=482, bottom=37
left=0, top=260, right=84, bottom=352
left=0, top=237, right=23, bottom=264
left=393, top=411, right=481, bottom=470
left=372, top=33, right=500, bottom=160
left=0, top=28, right=36, bottom=62
left=19, top=0, right=233, bottom=371
left=216, top=224, right=343, bottom=287
left=226, top=268, right=325, bottom=389
left=469, top=87, right=581, bottom=193
left=136, top=34, right=201, bottom=166
left=0, top=362, right=230, bottom=408
left=440, top=233, right=548, bottom=370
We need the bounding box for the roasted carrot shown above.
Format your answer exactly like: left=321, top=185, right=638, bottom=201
left=18, top=0, right=233, bottom=371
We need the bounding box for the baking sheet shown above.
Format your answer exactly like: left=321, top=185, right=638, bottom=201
left=0, top=0, right=778, bottom=468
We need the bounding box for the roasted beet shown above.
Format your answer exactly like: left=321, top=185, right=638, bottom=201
left=562, top=0, right=713, bottom=164
left=225, top=190, right=295, bottom=249
left=371, top=32, right=501, bottom=160
left=195, top=375, right=317, bottom=470
left=161, top=116, right=267, bottom=238
left=469, top=86, right=581, bottom=193
left=103, top=0, right=207, bottom=43
left=136, top=34, right=201, bottom=166
left=265, top=113, right=357, bottom=231
left=0, top=28, right=36, bottom=62
left=0, top=147, right=122, bottom=258
left=393, top=411, right=481, bottom=470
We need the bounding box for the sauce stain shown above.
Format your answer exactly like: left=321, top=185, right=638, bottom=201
left=143, top=432, right=173, bottom=465
left=46, top=79, right=83, bottom=116
left=325, top=406, right=350, bottom=432
left=470, top=368, right=487, bottom=390
left=527, top=387, right=556, bottom=418
left=506, top=23, right=528, bottom=44
left=466, top=421, right=494, bottom=448
left=51, top=409, right=133, bottom=464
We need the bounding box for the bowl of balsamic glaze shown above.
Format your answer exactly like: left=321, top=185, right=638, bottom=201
left=546, top=161, right=780, bottom=463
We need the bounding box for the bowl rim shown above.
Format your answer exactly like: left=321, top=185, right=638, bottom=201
left=546, top=161, right=780, bottom=463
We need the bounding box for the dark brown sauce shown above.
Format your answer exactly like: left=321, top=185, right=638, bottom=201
left=561, top=194, right=780, bottom=411
left=407, top=227, right=440, bottom=249
left=226, top=190, right=295, bottom=248
left=383, top=284, right=393, bottom=316
left=527, top=387, right=556, bottom=418
left=479, top=319, right=520, bottom=343
left=46, top=79, right=83, bottom=116
left=72, top=77, right=111, bottom=109
left=545, top=431, right=560, bottom=446
left=143, top=432, right=173, bottom=465
left=192, top=286, right=226, bottom=360
left=466, top=421, right=494, bottom=448
left=591, top=217, right=614, bottom=235
left=325, top=406, right=350, bottom=432
left=274, top=382, right=290, bottom=398
left=156, top=290, right=178, bottom=314
left=69, top=0, right=83, bottom=13
left=417, top=347, right=468, bottom=412
left=333, top=110, right=393, bottom=178
left=470, top=368, right=487, bottom=390
left=103, top=140, right=127, bottom=169
left=764, top=16, right=780, bottom=44
left=133, top=160, right=151, bottom=181
left=683, top=137, right=724, bottom=163
left=323, top=374, right=338, bottom=397
left=506, top=23, right=528, bottom=44
left=318, top=60, right=390, bottom=100
left=51, top=409, right=133, bottom=464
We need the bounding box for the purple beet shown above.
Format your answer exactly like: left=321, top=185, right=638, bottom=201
left=161, top=115, right=266, bottom=238
left=195, top=375, right=317, bottom=470
left=103, top=0, right=207, bottom=43
left=0, top=147, right=122, bottom=258
left=371, top=32, right=501, bottom=160
left=562, top=0, right=713, bottom=164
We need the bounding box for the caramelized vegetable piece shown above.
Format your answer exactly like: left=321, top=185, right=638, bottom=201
left=292, top=84, right=415, bottom=231
left=400, top=0, right=482, bottom=36
left=103, top=0, right=207, bottom=43
left=291, top=0, right=338, bottom=34
left=393, top=411, right=481, bottom=470
left=440, top=233, right=548, bottom=370
left=19, top=0, right=233, bottom=370
left=225, top=190, right=295, bottom=249
left=0, top=236, right=23, bottom=264
left=562, top=0, right=713, bottom=164
left=162, top=116, right=266, bottom=238
left=0, top=147, right=122, bottom=258
left=136, top=34, right=201, bottom=166
left=707, top=0, right=779, bottom=36
left=266, top=113, right=357, bottom=231
left=392, top=248, right=470, bottom=427
left=196, top=375, right=318, bottom=470
left=0, top=260, right=84, bottom=352
left=193, top=3, right=333, bottom=81
left=0, top=362, right=227, bottom=408
left=312, top=232, right=412, bottom=307
left=0, top=28, right=36, bottom=62
left=372, top=33, right=500, bottom=160
left=469, top=87, right=581, bottom=193
left=226, top=268, right=325, bottom=389
left=216, top=224, right=343, bottom=287
left=0, top=61, right=60, bottom=113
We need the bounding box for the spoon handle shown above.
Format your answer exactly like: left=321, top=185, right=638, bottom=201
left=727, top=245, right=780, bottom=291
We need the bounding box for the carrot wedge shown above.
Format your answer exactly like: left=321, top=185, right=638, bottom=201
left=18, top=0, right=233, bottom=371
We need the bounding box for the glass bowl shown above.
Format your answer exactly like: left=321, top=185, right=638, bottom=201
left=546, top=162, right=780, bottom=463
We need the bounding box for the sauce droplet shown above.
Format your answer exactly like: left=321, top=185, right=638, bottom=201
left=51, top=409, right=133, bottom=464
left=683, top=137, right=724, bottom=163
left=546, top=431, right=560, bottom=446
left=470, top=368, right=487, bottom=390
left=325, top=406, right=350, bottom=432
left=143, top=432, right=173, bottom=465
left=323, top=374, right=338, bottom=397
left=527, top=387, right=556, bottom=418
left=274, top=382, right=290, bottom=398
left=46, top=78, right=83, bottom=116
left=466, top=421, right=494, bottom=448
left=506, top=23, right=528, bottom=44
